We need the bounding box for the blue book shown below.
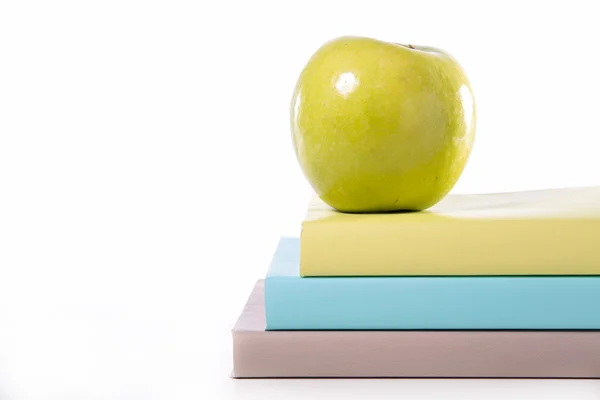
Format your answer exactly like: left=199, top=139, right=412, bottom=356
left=265, top=237, right=600, bottom=330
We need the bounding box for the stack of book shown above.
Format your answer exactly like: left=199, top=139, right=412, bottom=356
left=232, top=186, right=600, bottom=378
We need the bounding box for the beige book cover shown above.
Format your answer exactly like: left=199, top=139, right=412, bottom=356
left=300, top=186, right=600, bottom=276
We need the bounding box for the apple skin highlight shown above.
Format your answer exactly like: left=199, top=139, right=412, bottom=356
left=291, top=36, right=476, bottom=213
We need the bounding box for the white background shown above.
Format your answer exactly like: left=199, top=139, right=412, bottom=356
left=1, top=0, right=600, bottom=399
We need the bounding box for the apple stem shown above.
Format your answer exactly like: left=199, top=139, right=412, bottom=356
left=408, top=44, right=415, bottom=49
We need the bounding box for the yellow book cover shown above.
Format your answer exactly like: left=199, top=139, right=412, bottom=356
left=300, top=186, right=600, bottom=276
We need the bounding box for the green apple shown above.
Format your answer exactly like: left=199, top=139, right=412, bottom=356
left=290, top=36, right=476, bottom=212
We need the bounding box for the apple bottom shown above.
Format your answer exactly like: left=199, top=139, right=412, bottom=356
left=233, top=281, right=600, bottom=378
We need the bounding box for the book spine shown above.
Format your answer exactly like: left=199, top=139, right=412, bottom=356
left=300, top=218, right=600, bottom=276
left=265, top=275, right=600, bottom=330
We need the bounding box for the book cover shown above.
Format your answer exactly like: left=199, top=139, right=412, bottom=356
left=300, top=186, right=600, bottom=276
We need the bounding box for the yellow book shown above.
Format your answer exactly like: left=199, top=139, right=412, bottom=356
left=300, top=186, right=600, bottom=276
